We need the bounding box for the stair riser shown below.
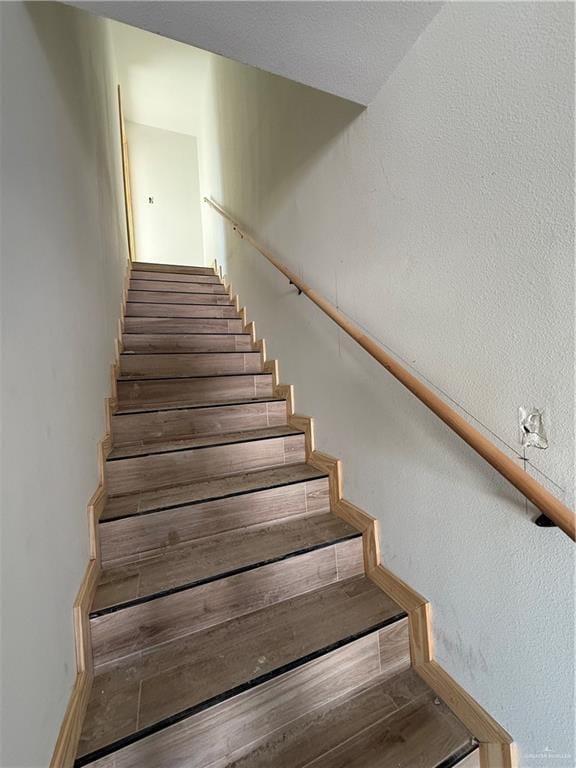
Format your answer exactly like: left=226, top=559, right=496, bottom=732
left=131, top=273, right=220, bottom=285
left=105, top=435, right=305, bottom=495
left=132, top=263, right=215, bottom=277
left=85, top=621, right=409, bottom=768
left=127, top=290, right=232, bottom=306
left=119, top=353, right=263, bottom=379
left=122, top=333, right=255, bottom=354
left=117, top=374, right=273, bottom=410
left=92, top=538, right=364, bottom=667
left=124, top=318, right=245, bottom=335
left=126, top=303, right=239, bottom=319
left=111, top=400, right=287, bottom=446
left=100, top=478, right=329, bottom=564
left=131, top=280, right=226, bottom=295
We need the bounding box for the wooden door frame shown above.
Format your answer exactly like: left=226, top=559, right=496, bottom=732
left=117, top=84, right=136, bottom=262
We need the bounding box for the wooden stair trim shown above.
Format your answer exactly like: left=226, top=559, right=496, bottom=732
left=49, top=260, right=131, bottom=768
left=291, top=416, right=514, bottom=764
left=215, top=261, right=515, bottom=768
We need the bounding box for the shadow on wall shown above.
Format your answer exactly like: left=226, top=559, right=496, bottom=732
left=209, top=54, right=364, bottom=252
left=26, top=2, right=122, bottom=255
left=27, top=3, right=100, bottom=152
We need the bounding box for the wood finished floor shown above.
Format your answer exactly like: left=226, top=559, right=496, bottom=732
left=76, top=262, right=475, bottom=768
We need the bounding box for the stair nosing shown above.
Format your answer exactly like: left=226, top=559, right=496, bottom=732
left=123, top=332, right=252, bottom=338
left=127, top=293, right=228, bottom=299
left=91, top=529, right=362, bottom=618
left=132, top=263, right=214, bottom=272
left=128, top=286, right=225, bottom=292
left=126, top=299, right=232, bottom=305
left=112, top=397, right=286, bottom=417
left=129, top=278, right=223, bottom=286
left=74, top=609, right=407, bottom=768
left=106, top=428, right=304, bottom=461
left=101, top=467, right=329, bottom=523
left=124, top=310, right=237, bottom=320
left=122, top=328, right=245, bottom=336
left=117, top=372, right=272, bottom=383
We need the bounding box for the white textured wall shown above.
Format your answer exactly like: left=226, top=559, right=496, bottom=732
left=127, top=122, right=204, bottom=265
left=201, top=3, right=575, bottom=764
left=0, top=3, right=127, bottom=766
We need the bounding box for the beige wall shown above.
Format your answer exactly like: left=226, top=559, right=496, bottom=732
left=0, top=3, right=127, bottom=765
left=201, top=3, right=575, bottom=763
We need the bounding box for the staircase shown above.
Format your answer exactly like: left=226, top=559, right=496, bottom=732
left=75, top=261, right=478, bottom=768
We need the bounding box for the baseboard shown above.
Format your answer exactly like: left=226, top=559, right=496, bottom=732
left=304, top=434, right=515, bottom=766
left=49, top=539, right=101, bottom=768
left=49, top=261, right=130, bottom=768
left=220, top=264, right=517, bottom=767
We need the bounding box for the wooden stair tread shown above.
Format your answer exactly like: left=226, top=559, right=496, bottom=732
left=99, top=477, right=329, bottom=566
left=81, top=667, right=475, bottom=768
left=121, top=332, right=255, bottom=354
left=114, top=394, right=285, bottom=416
left=127, top=290, right=233, bottom=306
left=101, top=463, right=328, bottom=521
left=125, top=303, right=239, bottom=318
left=132, top=262, right=215, bottom=275
left=224, top=670, right=475, bottom=768
left=108, top=425, right=303, bottom=460
left=123, top=317, right=245, bottom=334
left=77, top=576, right=406, bottom=762
left=91, top=511, right=359, bottom=614
left=129, top=281, right=227, bottom=294
left=117, top=351, right=263, bottom=380
left=116, top=373, right=274, bottom=411
left=130, top=273, right=221, bottom=284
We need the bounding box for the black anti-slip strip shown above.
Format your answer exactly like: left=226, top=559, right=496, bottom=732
left=121, top=350, right=255, bottom=356
left=118, top=372, right=264, bottom=381
left=126, top=314, right=241, bottom=321
left=126, top=301, right=232, bottom=307
left=127, top=298, right=228, bottom=304
left=118, top=372, right=272, bottom=383
left=129, top=285, right=224, bottom=291
left=106, top=429, right=302, bottom=461
left=123, top=332, right=251, bottom=338
left=124, top=330, right=243, bottom=336
left=90, top=532, right=361, bottom=618
left=130, top=269, right=222, bottom=284
left=73, top=610, right=407, bottom=767
left=128, top=292, right=230, bottom=296
left=120, top=351, right=259, bottom=357
left=127, top=295, right=230, bottom=301
left=433, top=742, right=479, bottom=768
left=112, top=397, right=284, bottom=416
left=100, top=470, right=328, bottom=523
left=131, top=277, right=221, bottom=284
left=133, top=270, right=214, bottom=274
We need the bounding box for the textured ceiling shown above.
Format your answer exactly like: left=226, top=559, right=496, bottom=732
left=67, top=1, right=442, bottom=105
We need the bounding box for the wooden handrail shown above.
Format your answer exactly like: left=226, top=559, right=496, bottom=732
left=204, top=196, right=575, bottom=541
